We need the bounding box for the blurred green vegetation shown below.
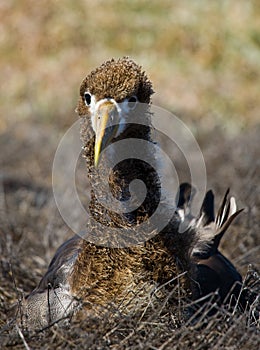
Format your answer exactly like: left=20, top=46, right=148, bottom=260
left=1, top=0, right=259, bottom=131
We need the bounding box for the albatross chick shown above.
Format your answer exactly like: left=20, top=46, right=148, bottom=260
left=19, top=58, right=244, bottom=330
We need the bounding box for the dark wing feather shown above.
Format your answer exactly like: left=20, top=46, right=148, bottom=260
left=176, top=183, right=244, bottom=306
left=30, top=234, right=83, bottom=294
left=199, top=189, right=215, bottom=226
left=194, top=189, right=244, bottom=305
left=213, top=189, right=244, bottom=249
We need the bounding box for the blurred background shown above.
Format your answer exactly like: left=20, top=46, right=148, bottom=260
left=0, top=0, right=259, bottom=303
left=1, top=0, right=259, bottom=130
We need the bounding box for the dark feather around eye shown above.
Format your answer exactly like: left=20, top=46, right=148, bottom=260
left=127, top=96, right=138, bottom=109
left=84, top=92, right=92, bottom=106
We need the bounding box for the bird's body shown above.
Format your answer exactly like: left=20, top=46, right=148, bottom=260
left=18, top=58, right=244, bottom=330
left=20, top=58, right=189, bottom=329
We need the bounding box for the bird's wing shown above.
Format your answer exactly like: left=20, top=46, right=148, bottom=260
left=184, top=187, right=244, bottom=306
left=30, top=234, right=83, bottom=295
left=194, top=189, right=243, bottom=255
left=176, top=184, right=243, bottom=257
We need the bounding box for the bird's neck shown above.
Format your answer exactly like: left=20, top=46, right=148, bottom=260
left=81, top=111, right=161, bottom=229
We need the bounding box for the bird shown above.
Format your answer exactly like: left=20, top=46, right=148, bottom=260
left=176, top=183, right=246, bottom=313
left=18, top=58, right=244, bottom=330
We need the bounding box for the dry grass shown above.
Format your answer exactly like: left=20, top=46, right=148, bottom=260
left=0, top=1, right=259, bottom=349
left=0, top=122, right=259, bottom=349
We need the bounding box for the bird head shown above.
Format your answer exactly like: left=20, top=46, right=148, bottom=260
left=76, top=57, right=153, bottom=166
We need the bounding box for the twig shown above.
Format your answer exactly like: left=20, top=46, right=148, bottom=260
left=15, top=324, right=30, bottom=350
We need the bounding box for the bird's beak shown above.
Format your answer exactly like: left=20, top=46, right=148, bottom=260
left=94, top=101, right=119, bottom=167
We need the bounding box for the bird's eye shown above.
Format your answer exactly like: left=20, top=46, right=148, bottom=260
left=127, top=96, right=138, bottom=110
left=84, top=92, right=92, bottom=106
